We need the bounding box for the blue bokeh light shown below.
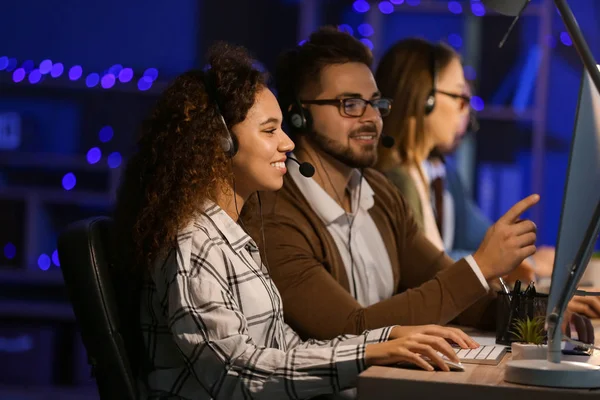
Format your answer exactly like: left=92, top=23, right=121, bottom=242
left=338, top=24, right=354, bottom=36
left=69, top=65, right=83, bottom=81
left=22, top=60, right=34, bottom=73
left=353, top=0, right=370, bottom=13
left=38, top=254, right=51, bottom=271
left=86, top=73, right=100, bottom=88
left=4, top=242, right=16, bottom=259
left=29, top=69, right=42, bottom=84
left=99, top=126, right=114, bottom=142
left=12, top=68, right=25, bottom=83
left=448, top=1, right=462, bottom=14
left=379, top=1, right=394, bottom=14
left=137, top=76, right=153, bottom=91
left=6, top=58, right=17, bottom=72
left=560, top=32, right=572, bottom=46
left=118, top=67, right=134, bottom=83
left=108, top=152, right=122, bottom=169
left=108, top=64, right=123, bottom=76
left=50, top=62, right=64, bottom=78
left=101, top=73, right=116, bottom=89
left=471, top=96, right=485, bottom=111
left=52, top=250, right=60, bottom=267
left=143, top=68, right=159, bottom=81
left=360, top=38, right=374, bottom=50
left=471, top=2, right=486, bottom=16
left=39, top=59, right=52, bottom=74
left=87, top=147, right=102, bottom=164
left=358, top=23, right=374, bottom=37
left=62, top=172, right=76, bottom=190
left=0, top=56, right=8, bottom=71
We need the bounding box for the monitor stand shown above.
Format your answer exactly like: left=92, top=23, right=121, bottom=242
left=504, top=359, right=600, bottom=388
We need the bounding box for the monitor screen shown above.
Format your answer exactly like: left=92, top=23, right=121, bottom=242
left=547, top=65, right=600, bottom=321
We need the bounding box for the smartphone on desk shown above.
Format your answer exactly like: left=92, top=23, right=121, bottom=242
left=562, top=341, right=594, bottom=356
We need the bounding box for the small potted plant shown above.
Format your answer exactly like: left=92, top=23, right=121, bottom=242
left=510, top=316, right=548, bottom=360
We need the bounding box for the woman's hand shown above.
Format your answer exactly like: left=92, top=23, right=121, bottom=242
left=365, top=332, right=462, bottom=372
left=388, top=325, right=479, bottom=349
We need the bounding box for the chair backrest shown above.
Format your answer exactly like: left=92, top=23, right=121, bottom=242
left=58, top=216, right=140, bottom=400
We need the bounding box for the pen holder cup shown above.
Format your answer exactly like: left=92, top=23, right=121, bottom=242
left=495, top=291, right=549, bottom=345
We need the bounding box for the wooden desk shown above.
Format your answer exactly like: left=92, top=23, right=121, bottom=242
left=358, top=322, right=600, bottom=400
left=357, top=355, right=600, bottom=400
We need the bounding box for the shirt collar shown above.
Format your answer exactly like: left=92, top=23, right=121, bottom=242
left=288, top=152, right=375, bottom=225
left=423, top=158, right=447, bottom=181
left=194, top=201, right=253, bottom=252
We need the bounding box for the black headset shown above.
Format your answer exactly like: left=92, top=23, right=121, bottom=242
left=424, top=43, right=439, bottom=116
left=202, top=70, right=238, bottom=157
left=286, top=96, right=312, bottom=134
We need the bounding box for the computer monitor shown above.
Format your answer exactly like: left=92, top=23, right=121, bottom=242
left=504, top=66, right=600, bottom=388
left=546, top=65, right=600, bottom=356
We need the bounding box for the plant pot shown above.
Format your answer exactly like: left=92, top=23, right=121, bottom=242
left=511, top=342, right=547, bottom=360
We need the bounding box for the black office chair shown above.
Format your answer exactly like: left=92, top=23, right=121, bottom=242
left=58, top=216, right=142, bottom=400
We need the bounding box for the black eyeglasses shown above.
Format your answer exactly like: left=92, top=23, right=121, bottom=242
left=435, top=90, right=471, bottom=111
left=300, top=97, right=392, bottom=117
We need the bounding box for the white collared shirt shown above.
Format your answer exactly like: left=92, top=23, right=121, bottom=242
left=422, top=159, right=455, bottom=250
left=288, top=154, right=395, bottom=307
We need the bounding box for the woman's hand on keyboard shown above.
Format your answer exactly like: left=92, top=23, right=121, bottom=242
left=365, top=333, right=461, bottom=372
left=388, top=325, right=479, bottom=349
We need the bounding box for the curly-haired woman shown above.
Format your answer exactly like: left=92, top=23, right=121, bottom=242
left=114, top=42, right=476, bottom=400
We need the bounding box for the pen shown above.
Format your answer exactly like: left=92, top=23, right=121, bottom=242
left=513, top=280, right=522, bottom=296
left=498, top=277, right=511, bottom=300
left=503, top=280, right=521, bottom=342
left=524, top=281, right=534, bottom=295
left=525, top=281, right=536, bottom=318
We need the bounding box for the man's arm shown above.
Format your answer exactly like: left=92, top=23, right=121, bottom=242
left=260, top=211, right=491, bottom=340
left=392, top=189, right=497, bottom=330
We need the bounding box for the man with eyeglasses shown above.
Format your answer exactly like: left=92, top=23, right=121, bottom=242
left=242, top=27, right=540, bottom=340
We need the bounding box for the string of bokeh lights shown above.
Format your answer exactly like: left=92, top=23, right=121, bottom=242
left=2, top=124, right=122, bottom=270
left=0, top=59, right=144, bottom=269
left=342, top=0, right=575, bottom=113
left=0, top=57, right=159, bottom=91
left=0, top=0, right=578, bottom=270
left=351, top=0, right=574, bottom=48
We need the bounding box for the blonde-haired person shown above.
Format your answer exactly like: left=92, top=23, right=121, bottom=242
left=375, top=38, right=538, bottom=284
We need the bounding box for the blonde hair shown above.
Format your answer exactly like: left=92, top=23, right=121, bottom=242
left=375, top=38, right=459, bottom=170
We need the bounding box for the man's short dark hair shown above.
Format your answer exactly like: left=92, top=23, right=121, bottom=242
left=275, top=26, right=373, bottom=114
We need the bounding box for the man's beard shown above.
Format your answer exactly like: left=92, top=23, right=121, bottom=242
left=310, top=125, right=379, bottom=169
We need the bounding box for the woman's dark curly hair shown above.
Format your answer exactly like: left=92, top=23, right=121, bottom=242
left=114, top=42, right=267, bottom=274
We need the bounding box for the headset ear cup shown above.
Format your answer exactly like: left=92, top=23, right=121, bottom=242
left=219, top=131, right=238, bottom=157
left=230, top=132, right=239, bottom=157
left=289, top=110, right=305, bottom=131
left=302, top=107, right=313, bottom=132
left=219, top=135, right=233, bottom=156
left=424, top=92, right=436, bottom=115
left=287, top=102, right=311, bottom=133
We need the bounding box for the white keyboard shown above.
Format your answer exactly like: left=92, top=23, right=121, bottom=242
left=451, top=345, right=507, bottom=365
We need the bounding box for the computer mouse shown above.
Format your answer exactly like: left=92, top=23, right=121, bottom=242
left=426, top=358, right=465, bottom=372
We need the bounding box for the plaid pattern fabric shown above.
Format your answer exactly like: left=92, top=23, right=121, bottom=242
left=139, top=202, right=392, bottom=399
